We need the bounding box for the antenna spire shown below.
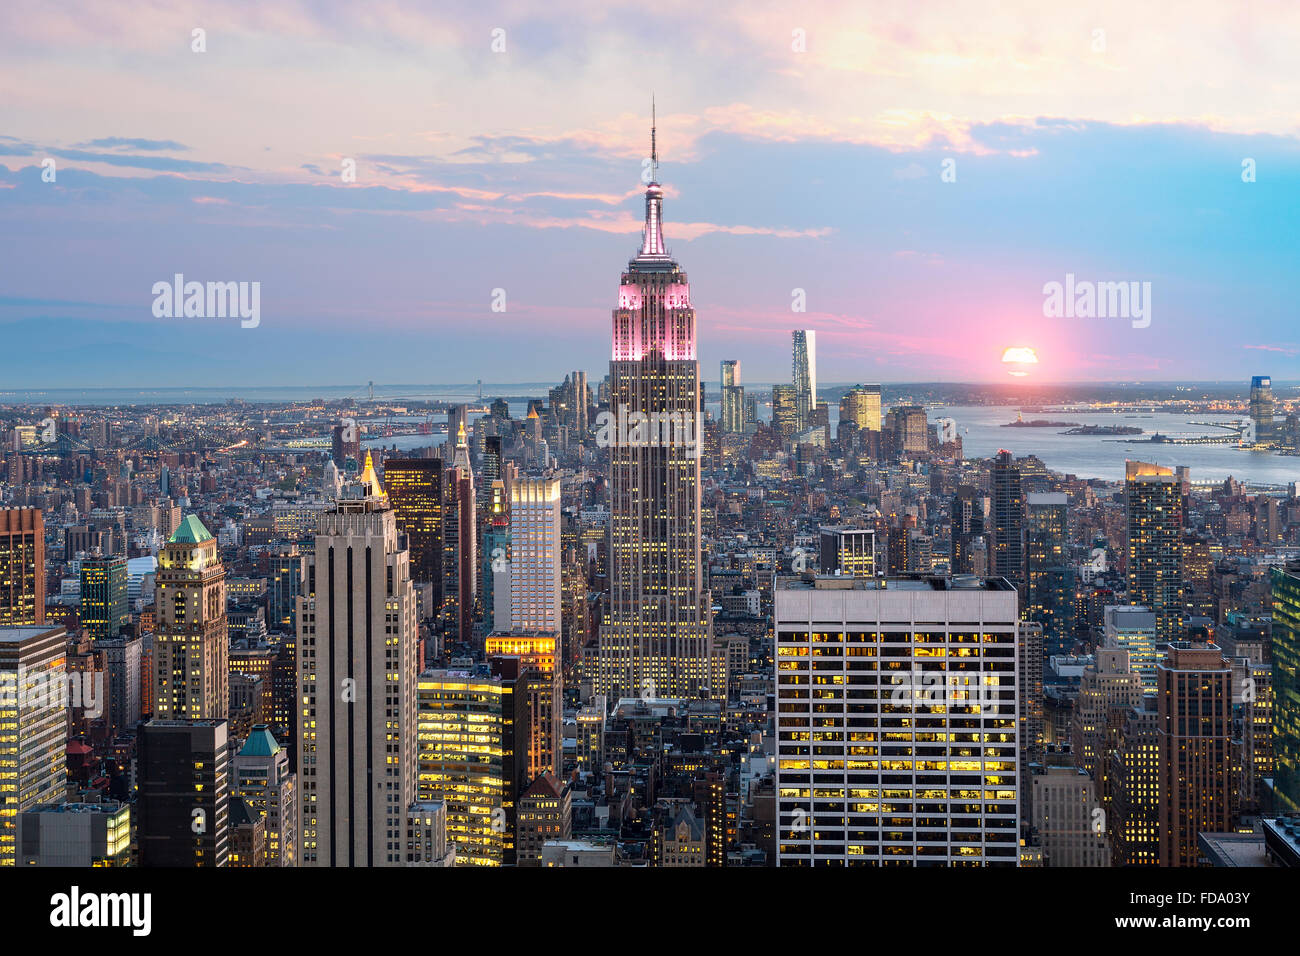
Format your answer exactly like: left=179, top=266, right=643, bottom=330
left=651, top=94, right=658, bottom=182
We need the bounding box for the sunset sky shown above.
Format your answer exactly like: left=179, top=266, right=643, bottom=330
left=2, top=0, right=1298, bottom=387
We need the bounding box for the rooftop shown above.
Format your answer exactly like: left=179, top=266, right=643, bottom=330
left=169, top=514, right=213, bottom=544
left=777, top=573, right=1014, bottom=592
left=0, top=625, right=66, bottom=644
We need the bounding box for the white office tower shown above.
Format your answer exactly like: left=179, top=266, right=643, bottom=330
left=0, top=625, right=69, bottom=868
left=509, top=477, right=562, bottom=632
left=775, top=575, right=1020, bottom=866
left=297, top=459, right=419, bottom=866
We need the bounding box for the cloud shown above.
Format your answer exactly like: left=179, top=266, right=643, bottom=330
left=73, top=137, right=189, bottom=152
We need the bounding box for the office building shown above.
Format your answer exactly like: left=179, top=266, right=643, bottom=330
left=383, top=457, right=444, bottom=592
left=1250, top=375, right=1275, bottom=443
left=267, top=544, right=305, bottom=633
left=444, top=436, right=477, bottom=643
left=818, top=526, right=876, bottom=578
left=1018, top=621, right=1045, bottom=822
left=153, top=515, right=228, bottom=720
left=1125, top=461, right=1184, bottom=645
left=296, top=459, right=419, bottom=866
left=1024, top=493, right=1073, bottom=656
left=950, top=486, right=985, bottom=576
left=990, top=451, right=1023, bottom=592
left=516, top=772, right=571, bottom=866
left=99, top=634, right=143, bottom=737
left=886, top=405, right=929, bottom=457
left=416, top=664, right=530, bottom=866
left=839, top=384, right=883, bottom=433
left=596, top=123, right=715, bottom=702
left=1273, top=560, right=1300, bottom=812
left=80, top=556, right=129, bottom=641
left=775, top=575, right=1019, bottom=866
left=1157, top=642, right=1233, bottom=867
left=0, top=508, right=44, bottom=626
left=0, top=625, right=67, bottom=867
left=405, top=800, right=455, bottom=866
left=509, top=477, right=561, bottom=632
left=792, top=330, right=817, bottom=431
left=137, top=718, right=230, bottom=867
left=1103, top=605, right=1160, bottom=695
left=485, top=631, right=561, bottom=781
left=17, top=802, right=131, bottom=867
left=771, top=385, right=800, bottom=441
left=1110, top=703, right=1160, bottom=866
left=720, top=360, right=745, bottom=434
left=1032, top=766, right=1109, bottom=867
left=1070, top=647, right=1143, bottom=804
left=232, top=724, right=297, bottom=867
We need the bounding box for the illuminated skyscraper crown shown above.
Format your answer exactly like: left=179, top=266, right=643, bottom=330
left=613, top=102, right=696, bottom=362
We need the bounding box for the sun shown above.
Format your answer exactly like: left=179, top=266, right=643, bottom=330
left=1001, top=346, right=1039, bottom=377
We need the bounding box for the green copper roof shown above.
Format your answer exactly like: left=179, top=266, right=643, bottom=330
left=238, top=725, right=282, bottom=758
left=170, top=514, right=213, bottom=544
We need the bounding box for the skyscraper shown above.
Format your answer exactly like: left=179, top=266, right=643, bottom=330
left=818, top=526, right=876, bottom=578
left=990, top=450, right=1024, bottom=592
left=886, top=405, right=929, bottom=456
left=1025, top=492, right=1073, bottom=656
left=1250, top=374, right=1275, bottom=443
left=137, top=719, right=229, bottom=867
left=0, top=508, right=44, bottom=626
left=154, top=515, right=228, bottom=720
left=775, top=575, right=1019, bottom=866
left=839, top=384, right=883, bottom=432
left=720, top=360, right=744, bottom=434
left=296, top=459, right=419, bottom=866
left=482, top=478, right=510, bottom=631
left=1157, top=642, right=1232, bottom=866
left=1032, top=767, right=1109, bottom=867
left=792, top=330, right=817, bottom=431
left=80, top=555, right=129, bottom=641
left=444, top=433, right=477, bottom=643
left=383, top=457, right=444, bottom=592
left=0, top=625, right=67, bottom=867
left=231, top=724, right=297, bottom=867
left=597, top=115, right=714, bottom=701
left=1125, top=461, right=1184, bottom=645
left=1271, top=560, right=1300, bottom=812
left=950, top=486, right=986, bottom=575
left=416, top=663, right=530, bottom=866
left=1103, top=605, right=1160, bottom=694
left=1070, top=647, right=1143, bottom=806
left=771, top=384, right=800, bottom=441
left=508, top=477, right=561, bottom=632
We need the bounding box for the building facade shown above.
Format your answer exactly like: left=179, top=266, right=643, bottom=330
left=775, top=575, right=1019, bottom=866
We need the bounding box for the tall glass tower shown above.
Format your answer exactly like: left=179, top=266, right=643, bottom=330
left=1271, top=560, right=1300, bottom=812
left=792, top=330, right=817, bottom=431
left=597, top=111, right=715, bottom=701
left=1125, top=460, right=1184, bottom=644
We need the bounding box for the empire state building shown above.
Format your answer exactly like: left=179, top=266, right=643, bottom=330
left=596, top=114, right=716, bottom=701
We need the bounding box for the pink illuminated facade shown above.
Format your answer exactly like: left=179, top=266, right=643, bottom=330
left=597, top=118, right=717, bottom=701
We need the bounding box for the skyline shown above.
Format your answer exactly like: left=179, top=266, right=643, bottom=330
left=3, top=1, right=1299, bottom=386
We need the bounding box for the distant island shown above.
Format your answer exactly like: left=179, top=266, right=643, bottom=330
left=1002, top=418, right=1081, bottom=428
left=1063, top=424, right=1144, bottom=435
